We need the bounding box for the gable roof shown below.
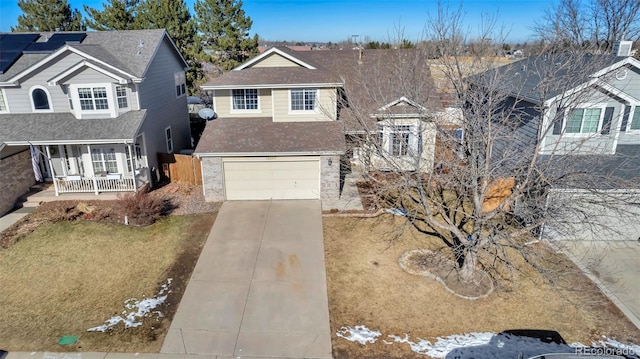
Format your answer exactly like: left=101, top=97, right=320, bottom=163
left=235, top=46, right=318, bottom=70
left=473, top=53, right=640, bottom=105
left=0, top=29, right=187, bottom=84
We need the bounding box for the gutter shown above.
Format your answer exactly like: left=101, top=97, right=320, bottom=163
left=4, top=139, right=134, bottom=146
left=201, top=82, right=344, bottom=90
left=194, top=150, right=345, bottom=158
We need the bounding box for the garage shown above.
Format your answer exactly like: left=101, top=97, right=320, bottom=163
left=223, top=157, right=320, bottom=200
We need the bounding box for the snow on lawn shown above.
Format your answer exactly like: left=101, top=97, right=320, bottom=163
left=87, top=278, right=172, bottom=332
left=336, top=325, right=381, bottom=345
left=337, top=326, right=640, bottom=358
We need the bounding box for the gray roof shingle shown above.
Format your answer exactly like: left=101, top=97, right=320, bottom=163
left=0, top=110, right=146, bottom=144
left=195, top=117, right=346, bottom=155
left=0, top=29, right=173, bottom=82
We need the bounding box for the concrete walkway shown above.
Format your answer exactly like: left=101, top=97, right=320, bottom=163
left=556, top=240, right=640, bottom=330
left=161, top=200, right=332, bottom=358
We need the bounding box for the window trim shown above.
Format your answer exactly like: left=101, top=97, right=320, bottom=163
left=230, top=88, right=260, bottom=113
left=91, top=147, right=119, bottom=174
left=289, top=88, right=318, bottom=113
left=390, top=125, right=412, bottom=157
left=165, top=126, right=173, bottom=153
left=0, top=88, right=9, bottom=113
left=562, top=104, right=606, bottom=136
left=115, top=85, right=129, bottom=109
left=628, top=105, right=640, bottom=131
left=175, top=72, right=186, bottom=98
left=29, top=85, right=53, bottom=112
left=376, top=123, right=421, bottom=158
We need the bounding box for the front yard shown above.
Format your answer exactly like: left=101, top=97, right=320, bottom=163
left=323, top=215, right=640, bottom=358
left=0, top=210, right=215, bottom=352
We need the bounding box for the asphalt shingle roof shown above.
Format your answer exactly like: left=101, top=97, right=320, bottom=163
left=0, top=29, right=171, bottom=82
left=0, top=110, right=146, bottom=144
left=195, top=117, right=346, bottom=155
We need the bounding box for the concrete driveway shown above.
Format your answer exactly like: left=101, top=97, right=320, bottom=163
left=557, top=240, right=640, bottom=329
left=161, top=200, right=332, bottom=358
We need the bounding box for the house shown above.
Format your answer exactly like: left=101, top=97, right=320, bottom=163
left=0, top=29, right=191, bottom=215
left=477, top=40, right=640, bottom=240
left=195, top=47, right=443, bottom=201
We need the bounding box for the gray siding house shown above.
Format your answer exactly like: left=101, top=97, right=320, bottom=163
left=0, top=29, right=190, bottom=215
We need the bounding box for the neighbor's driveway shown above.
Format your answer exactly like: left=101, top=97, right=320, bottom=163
left=161, top=200, right=332, bottom=358
left=558, top=240, right=640, bottom=330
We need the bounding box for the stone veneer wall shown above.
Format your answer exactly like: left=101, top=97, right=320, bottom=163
left=201, top=156, right=225, bottom=201
left=0, top=150, right=35, bottom=215
left=320, top=155, right=340, bottom=201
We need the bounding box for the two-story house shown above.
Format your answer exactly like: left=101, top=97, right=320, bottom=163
left=195, top=46, right=442, bottom=202
left=476, top=41, right=640, bottom=240
left=0, top=29, right=191, bottom=215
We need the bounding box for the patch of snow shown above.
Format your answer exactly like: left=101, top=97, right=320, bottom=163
left=87, top=278, right=172, bottom=332
left=336, top=325, right=381, bottom=345
left=385, top=208, right=408, bottom=216
left=388, top=332, right=494, bottom=357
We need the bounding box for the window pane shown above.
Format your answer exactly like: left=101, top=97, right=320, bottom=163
left=32, top=88, right=50, bottom=110
left=78, top=88, right=94, bottom=110
left=291, top=89, right=303, bottom=110
left=565, top=109, right=583, bottom=133
left=116, top=86, right=128, bottom=109
left=304, top=89, right=316, bottom=110
left=631, top=106, right=640, bottom=130
left=582, top=108, right=600, bottom=133
left=245, top=89, right=258, bottom=109
left=232, top=89, right=245, bottom=110
left=93, top=88, right=109, bottom=110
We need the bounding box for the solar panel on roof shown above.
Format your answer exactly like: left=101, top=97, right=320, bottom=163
left=0, top=50, right=23, bottom=61
left=22, top=41, right=66, bottom=54
left=0, top=34, right=40, bottom=74
left=0, top=33, right=39, bottom=46
left=49, top=33, right=86, bottom=43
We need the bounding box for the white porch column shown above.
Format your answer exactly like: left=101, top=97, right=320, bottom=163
left=87, top=144, right=99, bottom=195
left=45, top=146, right=59, bottom=196
left=127, top=143, right=137, bottom=192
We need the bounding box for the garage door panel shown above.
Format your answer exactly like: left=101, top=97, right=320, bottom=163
left=223, top=158, right=320, bottom=200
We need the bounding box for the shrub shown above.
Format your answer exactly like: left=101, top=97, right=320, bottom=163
left=116, top=189, right=168, bottom=226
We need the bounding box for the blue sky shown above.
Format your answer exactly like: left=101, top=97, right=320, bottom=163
left=0, top=0, right=553, bottom=43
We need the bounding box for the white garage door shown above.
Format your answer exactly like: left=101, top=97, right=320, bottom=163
left=223, top=157, right=320, bottom=200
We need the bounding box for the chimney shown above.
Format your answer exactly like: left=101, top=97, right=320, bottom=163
left=612, top=40, right=633, bottom=56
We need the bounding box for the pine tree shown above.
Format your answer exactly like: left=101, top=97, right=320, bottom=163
left=135, top=0, right=205, bottom=93
left=194, top=0, right=259, bottom=71
left=12, top=0, right=85, bottom=31
left=84, top=0, right=138, bottom=31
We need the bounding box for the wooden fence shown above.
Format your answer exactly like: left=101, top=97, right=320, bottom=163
left=157, top=153, right=202, bottom=185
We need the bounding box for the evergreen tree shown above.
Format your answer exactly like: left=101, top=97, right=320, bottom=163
left=12, top=0, right=85, bottom=31
left=135, top=0, right=205, bottom=93
left=194, top=0, right=258, bottom=71
left=84, top=0, right=138, bottom=31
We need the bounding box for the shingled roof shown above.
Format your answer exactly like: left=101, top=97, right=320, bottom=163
left=195, top=117, right=345, bottom=155
left=0, top=110, right=146, bottom=145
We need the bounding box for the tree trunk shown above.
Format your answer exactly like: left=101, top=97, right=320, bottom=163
left=459, top=247, right=478, bottom=283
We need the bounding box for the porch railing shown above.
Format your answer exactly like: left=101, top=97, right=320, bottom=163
left=55, top=176, right=136, bottom=194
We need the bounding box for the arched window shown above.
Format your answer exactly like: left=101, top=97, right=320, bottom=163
left=30, top=87, right=51, bottom=111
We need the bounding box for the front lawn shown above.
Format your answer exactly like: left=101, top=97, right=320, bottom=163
left=0, top=213, right=215, bottom=352
left=323, top=215, right=640, bottom=358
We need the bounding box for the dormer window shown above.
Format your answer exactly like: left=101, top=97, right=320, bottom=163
left=78, top=87, right=109, bottom=111
left=30, top=86, right=52, bottom=111
left=116, top=85, right=128, bottom=109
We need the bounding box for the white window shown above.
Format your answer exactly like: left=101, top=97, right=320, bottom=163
left=391, top=125, right=411, bottom=156
left=0, top=90, right=7, bottom=112
left=630, top=106, right=640, bottom=130
left=91, top=148, right=118, bottom=173
left=165, top=126, right=173, bottom=153
left=116, top=85, right=128, bottom=109
left=66, top=87, right=73, bottom=110
left=565, top=108, right=602, bottom=134
left=78, top=87, right=109, bottom=111
left=175, top=72, right=186, bottom=97
left=232, top=89, right=258, bottom=110
left=30, top=86, right=52, bottom=111
left=290, top=88, right=317, bottom=111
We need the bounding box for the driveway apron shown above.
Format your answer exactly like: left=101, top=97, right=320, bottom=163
left=161, top=200, right=332, bottom=358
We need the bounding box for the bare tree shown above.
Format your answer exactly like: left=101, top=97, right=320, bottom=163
left=535, top=0, right=640, bottom=50
left=333, top=1, right=640, bottom=292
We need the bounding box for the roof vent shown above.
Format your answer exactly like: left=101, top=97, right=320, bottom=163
left=612, top=40, right=633, bottom=56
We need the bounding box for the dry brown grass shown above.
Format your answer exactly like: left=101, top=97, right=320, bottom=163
left=323, top=215, right=640, bottom=359
left=0, top=213, right=215, bottom=352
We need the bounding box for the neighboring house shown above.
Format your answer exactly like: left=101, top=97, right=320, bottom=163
left=0, top=29, right=191, bottom=215
left=478, top=41, right=640, bottom=240
left=196, top=46, right=443, bottom=201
